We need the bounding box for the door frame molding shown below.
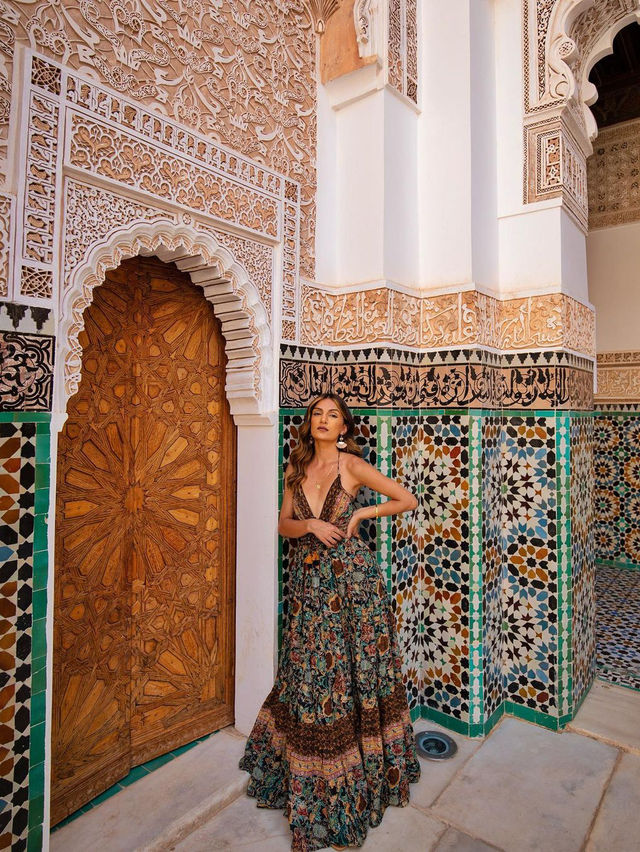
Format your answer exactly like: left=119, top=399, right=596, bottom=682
left=48, top=228, right=280, bottom=803
left=58, top=219, right=275, bottom=424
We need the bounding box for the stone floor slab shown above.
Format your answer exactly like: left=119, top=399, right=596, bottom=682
left=411, top=719, right=484, bottom=811
left=360, top=804, right=445, bottom=850
left=431, top=717, right=618, bottom=852
left=434, top=827, right=504, bottom=852
left=569, top=680, right=640, bottom=753
left=51, top=728, right=247, bottom=852
left=170, top=795, right=291, bottom=851
left=586, top=752, right=640, bottom=851
left=172, top=794, right=445, bottom=852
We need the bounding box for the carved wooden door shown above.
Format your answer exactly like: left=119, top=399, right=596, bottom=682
left=52, top=256, right=236, bottom=825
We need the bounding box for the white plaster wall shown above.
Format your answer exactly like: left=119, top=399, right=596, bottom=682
left=383, top=88, right=419, bottom=284
left=234, top=422, right=280, bottom=735
left=494, top=0, right=526, bottom=219
left=587, top=221, right=640, bottom=352
left=335, top=88, right=385, bottom=284
left=493, top=0, right=589, bottom=301
left=470, top=0, right=498, bottom=289
left=315, top=82, right=339, bottom=285
left=419, top=1, right=472, bottom=287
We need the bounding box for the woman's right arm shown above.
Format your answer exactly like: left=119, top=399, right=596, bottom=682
left=277, top=485, right=311, bottom=539
left=278, top=484, right=345, bottom=546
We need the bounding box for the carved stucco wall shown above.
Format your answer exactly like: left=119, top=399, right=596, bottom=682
left=0, top=0, right=317, bottom=278
left=522, top=0, right=640, bottom=231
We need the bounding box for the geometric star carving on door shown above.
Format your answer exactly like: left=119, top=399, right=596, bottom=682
left=52, top=256, right=236, bottom=824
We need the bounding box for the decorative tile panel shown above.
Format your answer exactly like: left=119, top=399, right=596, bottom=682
left=595, top=563, right=640, bottom=691
left=481, top=415, right=504, bottom=725
left=594, top=410, right=640, bottom=568
left=0, top=332, right=54, bottom=412
left=571, top=415, right=597, bottom=709
left=278, top=357, right=596, bottom=739
left=501, top=416, right=558, bottom=717
left=0, top=414, right=50, bottom=852
left=280, top=346, right=594, bottom=410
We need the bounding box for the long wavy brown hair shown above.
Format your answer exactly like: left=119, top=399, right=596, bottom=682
left=285, top=394, right=361, bottom=490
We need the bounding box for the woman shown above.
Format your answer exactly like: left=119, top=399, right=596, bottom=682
left=239, top=394, right=421, bottom=850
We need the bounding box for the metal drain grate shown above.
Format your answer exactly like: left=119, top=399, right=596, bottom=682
left=415, top=731, right=457, bottom=760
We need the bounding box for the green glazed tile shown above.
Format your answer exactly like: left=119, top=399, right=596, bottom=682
left=27, top=823, right=43, bottom=852
left=121, top=764, right=150, bottom=784
left=143, top=752, right=174, bottom=772
left=29, top=722, right=45, bottom=768
left=32, top=588, right=47, bottom=622
left=33, top=515, right=49, bottom=552
left=31, top=618, right=47, bottom=659
left=29, top=761, right=45, bottom=798
left=28, top=794, right=44, bottom=828
left=34, top=487, right=50, bottom=514
left=31, top=690, right=46, bottom=725
left=35, top=435, right=51, bottom=462
left=31, top=662, right=46, bottom=694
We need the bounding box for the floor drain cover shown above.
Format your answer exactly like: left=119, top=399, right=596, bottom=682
left=415, top=731, right=457, bottom=760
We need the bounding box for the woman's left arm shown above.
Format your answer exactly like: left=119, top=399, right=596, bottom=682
left=344, top=456, right=418, bottom=539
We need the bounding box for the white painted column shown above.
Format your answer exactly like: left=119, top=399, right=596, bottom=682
left=494, top=0, right=589, bottom=301
left=233, top=420, right=280, bottom=735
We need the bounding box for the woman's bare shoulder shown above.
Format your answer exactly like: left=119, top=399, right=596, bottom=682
left=342, top=453, right=375, bottom=475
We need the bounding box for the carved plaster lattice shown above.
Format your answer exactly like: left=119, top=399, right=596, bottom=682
left=0, top=1, right=317, bottom=277
left=210, top=230, right=274, bottom=315
left=387, top=0, right=417, bottom=104
left=0, top=192, right=13, bottom=297
left=19, top=85, right=60, bottom=298
left=300, top=286, right=596, bottom=357
left=354, top=0, right=375, bottom=58
left=522, top=0, right=640, bottom=228
left=308, top=0, right=340, bottom=33
left=67, top=114, right=279, bottom=237
left=13, top=53, right=293, bottom=340
left=596, top=351, right=640, bottom=402
left=588, top=117, right=640, bottom=229
left=61, top=221, right=272, bottom=419
left=63, top=181, right=173, bottom=292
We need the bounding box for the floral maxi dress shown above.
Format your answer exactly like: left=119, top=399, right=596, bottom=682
left=239, top=472, right=421, bottom=851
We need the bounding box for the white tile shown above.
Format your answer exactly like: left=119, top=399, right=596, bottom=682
left=410, top=719, right=483, bottom=811
left=431, top=717, right=619, bottom=852
left=569, top=680, right=640, bottom=753
left=587, top=752, right=640, bottom=851
left=50, top=729, right=247, bottom=852
left=434, top=827, right=503, bottom=852
left=170, top=795, right=291, bottom=851
left=360, top=804, right=445, bottom=851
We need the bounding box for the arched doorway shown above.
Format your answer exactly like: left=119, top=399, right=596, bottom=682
left=586, top=22, right=640, bottom=693
left=51, top=255, right=236, bottom=825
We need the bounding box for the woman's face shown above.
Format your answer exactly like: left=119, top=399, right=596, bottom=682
left=309, top=398, right=346, bottom=444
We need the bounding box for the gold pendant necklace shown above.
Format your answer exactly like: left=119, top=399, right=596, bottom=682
left=312, top=458, right=339, bottom=489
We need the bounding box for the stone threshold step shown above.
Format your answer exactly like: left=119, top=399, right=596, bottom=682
left=50, top=727, right=248, bottom=852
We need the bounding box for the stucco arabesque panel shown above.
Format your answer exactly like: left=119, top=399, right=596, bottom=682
left=596, top=351, right=640, bottom=402
left=0, top=1, right=317, bottom=277
left=522, top=1, right=640, bottom=228
left=16, top=54, right=289, bottom=335
left=300, top=285, right=596, bottom=358
left=588, top=117, right=640, bottom=229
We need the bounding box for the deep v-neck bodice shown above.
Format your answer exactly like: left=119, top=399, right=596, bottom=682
left=294, top=471, right=356, bottom=527
left=300, top=474, right=341, bottom=520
